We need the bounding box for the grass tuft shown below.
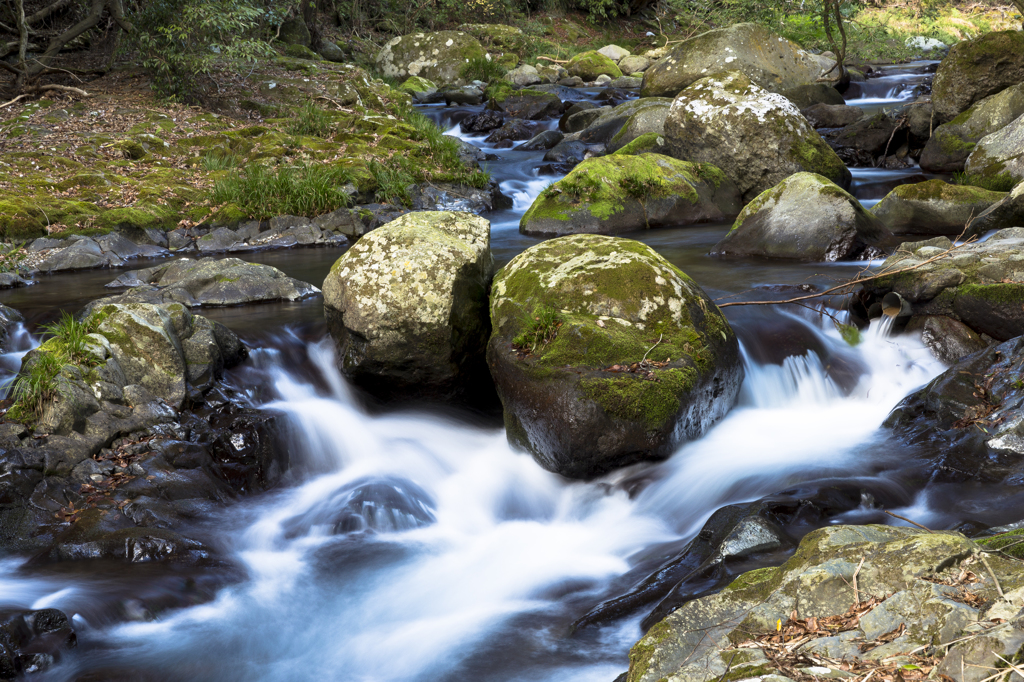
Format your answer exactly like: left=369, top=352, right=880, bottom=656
left=459, top=55, right=508, bottom=83
left=287, top=99, right=334, bottom=138
left=513, top=305, right=563, bottom=353
left=212, top=163, right=354, bottom=218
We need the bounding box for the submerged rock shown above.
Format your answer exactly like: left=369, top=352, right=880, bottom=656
left=374, top=30, right=486, bottom=85
left=323, top=211, right=493, bottom=403
left=641, top=23, right=835, bottom=98
left=486, top=234, right=743, bottom=479
left=931, top=30, right=1024, bottom=121
left=664, top=71, right=850, bottom=202
left=712, top=172, right=890, bottom=261
left=520, top=154, right=741, bottom=237
left=871, top=179, right=1007, bottom=235
left=0, top=609, right=76, bottom=677
left=921, top=83, right=1024, bottom=172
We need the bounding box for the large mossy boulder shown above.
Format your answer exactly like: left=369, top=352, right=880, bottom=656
left=964, top=113, right=1024, bottom=186
left=862, top=229, right=1024, bottom=342
left=486, top=235, right=743, bottom=479
left=665, top=71, right=850, bottom=202
left=520, top=155, right=741, bottom=237
left=712, top=172, right=889, bottom=261
left=566, top=51, right=622, bottom=81
left=641, top=23, right=834, bottom=98
left=921, top=83, right=1024, bottom=172
left=871, top=179, right=1008, bottom=235
left=486, top=87, right=562, bottom=120
left=375, top=31, right=486, bottom=86
left=627, top=524, right=1021, bottom=682
left=455, top=23, right=525, bottom=52
left=576, top=98, right=673, bottom=146
left=931, top=30, right=1024, bottom=121
left=322, top=211, right=493, bottom=403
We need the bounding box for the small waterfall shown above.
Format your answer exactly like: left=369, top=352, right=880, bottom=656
left=0, top=322, right=40, bottom=396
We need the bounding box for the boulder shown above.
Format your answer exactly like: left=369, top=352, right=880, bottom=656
left=664, top=71, right=851, bottom=202
left=627, top=525, right=1021, bottom=682
left=782, top=83, right=844, bottom=109
left=562, top=107, right=606, bottom=133
left=505, top=64, right=542, bottom=87
left=278, top=17, right=310, bottom=47
left=397, top=75, right=438, bottom=100
left=0, top=609, right=76, bottom=677
left=712, top=172, right=890, bottom=261
left=611, top=132, right=670, bottom=157
left=618, top=55, right=651, bottom=74
left=375, top=31, right=486, bottom=86
left=485, top=118, right=539, bottom=144
left=970, top=180, right=1024, bottom=233
left=833, top=112, right=903, bottom=158
left=486, top=87, right=561, bottom=119
left=932, top=30, right=1024, bottom=121
left=520, top=155, right=741, bottom=237
left=517, top=130, right=563, bottom=151
left=606, top=100, right=673, bottom=153
left=578, top=98, right=673, bottom=146
left=906, top=35, right=947, bottom=53
left=98, top=257, right=320, bottom=308
left=964, top=113, right=1024, bottom=186
left=455, top=23, right=525, bottom=52
left=34, top=237, right=121, bottom=272
left=486, top=234, right=743, bottom=479
left=608, top=76, right=643, bottom=89
left=871, top=179, right=1007, bottom=235
left=641, top=23, right=835, bottom=98
left=921, top=83, right=1024, bottom=172
left=598, top=45, right=630, bottom=62
left=862, top=229, right=1024, bottom=342
left=460, top=110, right=504, bottom=134
left=542, top=139, right=590, bottom=169
left=905, top=315, right=988, bottom=365
left=442, top=84, right=484, bottom=106
left=318, top=41, right=346, bottom=62
left=559, top=101, right=601, bottom=132
left=801, top=103, right=864, bottom=129
left=566, top=51, right=622, bottom=81
left=322, top=211, right=493, bottom=403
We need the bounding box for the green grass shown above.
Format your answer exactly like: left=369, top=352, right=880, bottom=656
left=953, top=171, right=1018, bottom=193
left=513, top=305, right=563, bottom=353
left=459, top=55, right=508, bottom=83
left=41, top=311, right=94, bottom=365
left=201, top=153, right=243, bottom=171
left=212, top=163, right=355, bottom=219
left=0, top=241, right=28, bottom=275
left=287, top=99, right=334, bottom=138
left=367, top=158, right=415, bottom=207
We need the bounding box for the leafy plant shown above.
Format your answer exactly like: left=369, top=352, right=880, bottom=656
left=212, top=163, right=355, bottom=218
left=459, top=55, right=508, bottom=83
left=953, top=171, right=1018, bottom=193
left=513, top=305, right=563, bottom=353
left=368, top=159, right=415, bottom=207
left=0, top=242, right=29, bottom=275
left=287, top=99, right=335, bottom=138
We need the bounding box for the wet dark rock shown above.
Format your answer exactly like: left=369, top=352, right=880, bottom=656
left=485, top=118, right=540, bottom=143
left=282, top=476, right=436, bottom=538
left=0, top=608, right=75, bottom=678
left=543, top=139, right=588, bottom=167
left=906, top=315, right=989, bottom=364
left=486, top=88, right=561, bottom=120
left=783, top=83, right=845, bottom=109
left=460, top=110, right=504, bottom=134
left=517, top=130, right=563, bottom=151
left=833, top=112, right=904, bottom=158
left=442, top=85, right=485, bottom=106
left=0, top=303, right=22, bottom=352
left=801, top=103, right=864, bottom=129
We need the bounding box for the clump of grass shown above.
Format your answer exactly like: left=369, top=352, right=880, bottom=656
left=41, top=311, right=94, bottom=365
left=513, top=305, right=563, bottom=353
left=212, top=163, right=355, bottom=218
left=287, top=99, right=334, bottom=138
left=368, top=158, right=415, bottom=207
left=556, top=170, right=603, bottom=201
left=459, top=55, right=507, bottom=83
left=621, top=172, right=663, bottom=202
left=201, top=153, right=243, bottom=171
left=953, top=171, right=1018, bottom=193
left=0, top=242, right=29, bottom=275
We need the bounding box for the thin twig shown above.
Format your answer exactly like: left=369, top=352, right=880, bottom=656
left=640, top=333, right=663, bottom=366
left=995, top=654, right=1024, bottom=679
left=0, top=93, right=29, bottom=109
left=883, top=510, right=934, bottom=532
left=536, top=56, right=568, bottom=64
left=717, top=651, right=739, bottom=682
left=978, top=552, right=1006, bottom=600
left=852, top=556, right=865, bottom=605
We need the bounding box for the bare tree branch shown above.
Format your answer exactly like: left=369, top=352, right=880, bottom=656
left=26, top=0, right=73, bottom=26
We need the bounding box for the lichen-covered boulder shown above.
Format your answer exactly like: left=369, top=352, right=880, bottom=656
left=618, top=55, right=651, bottom=75
left=862, top=229, right=1024, bottom=342
left=456, top=23, right=525, bottom=52
left=921, top=83, right=1024, bottom=172
left=375, top=31, right=486, bottom=86
left=486, top=235, right=743, bottom=479
left=567, top=51, right=622, bottom=81
left=627, top=525, right=1019, bottom=682
left=665, top=71, right=851, bottom=202
left=931, top=30, right=1024, bottom=121
left=871, top=179, right=1008, bottom=235
left=641, top=23, right=834, bottom=98
left=505, top=64, right=542, bottom=87
left=520, top=155, right=741, bottom=237
left=712, top=173, right=889, bottom=261
left=323, top=211, right=493, bottom=402
left=964, top=113, right=1024, bottom=185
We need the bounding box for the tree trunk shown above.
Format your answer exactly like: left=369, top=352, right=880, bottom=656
left=302, top=1, right=322, bottom=53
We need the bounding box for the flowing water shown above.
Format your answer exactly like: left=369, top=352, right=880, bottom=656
left=0, top=62, right=1007, bottom=682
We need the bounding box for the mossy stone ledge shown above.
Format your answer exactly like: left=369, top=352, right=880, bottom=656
left=486, top=234, right=743, bottom=479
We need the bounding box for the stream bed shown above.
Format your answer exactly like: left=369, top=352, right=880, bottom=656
left=1, top=62, right=1009, bottom=682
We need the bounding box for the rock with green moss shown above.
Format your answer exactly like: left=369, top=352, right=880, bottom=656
left=612, top=132, right=669, bottom=156
left=375, top=31, right=486, bottom=86
left=965, top=113, right=1024, bottom=185
left=398, top=75, right=438, bottom=96
left=665, top=71, right=851, bottom=202
left=520, top=155, right=741, bottom=237
left=487, top=234, right=742, bottom=479
left=713, top=172, right=889, bottom=261
left=641, top=23, right=835, bottom=99
left=95, top=257, right=320, bottom=308
left=323, top=211, right=493, bottom=403
left=456, top=23, right=525, bottom=53
left=606, top=100, right=672, bottom=153
left=871, top=179, right=1007, bottom=235
left=628, top=525, right=1018, bottom=682
left=566, top=51, right=622, bottom=81
left=575, top=98, right=672, bottom=147
left=921, top=83, right=1024, bottom=172
left=278, top=17, right=310, bottom=47
left=971, top=179, right=1024, bottom=233
left=932, top=31, right=1024, bottom=121
left=284, top=43, right=321, bottom=61
left=486, top=87, right=561, bottom=120
left=505, top=64, right=542, bottom=87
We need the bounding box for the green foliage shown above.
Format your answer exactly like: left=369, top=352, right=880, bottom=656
left=460, top=55, right=507, bottom=83
left=621, top=170, right=664, bottom=202
left=513, top=305, right=563, bottom=353
left=953, top=171, right=1018, bottom=193
left=131, top=0, right=282, bottom=99
left=550, top=169, right=603, bottom=201
left=41, top=312, right=95, bottom=366
left=405, top=111, right=491, bottom=189
left=367, top=159, right=415, bottom=207
left=287, top=100, right=334, bottom=138
left=201, top=153, right=243, bottom=171
left=0, top=242, right=29, bottom=275
left=835, top=321, right=862, bottom=347
left=212, top=163, right=355, bottom=218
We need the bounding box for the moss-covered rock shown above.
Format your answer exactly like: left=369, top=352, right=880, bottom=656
left=485, top=87, right=561, bottom=120
left=520, top=154, right=740, bottom=237
left=641, top=23, right=835, bottom=98
left=932, top=30, right=1024, bottom=121
left=456, top=23, right=525, bottom=53
left=871, top=179, right=1007, bottom=235
left=628, top=525, right=1013, bottom=682
left=713, top=172, right=889, bottom=261
left=375, top=31, right=486, bottom=86
left=566, top=50, right=622, bottom=81
left=665, top=71, right=851, bottom=202
left=323, top=211, right=493, bottom=403
left=965, top=113, right=1024, bottom=185
left=576, top=97, right=672, bottom=146
left=922, top=83, right=1024, bottom=172
left=611, top=132, right=669, bottom=156
left=398, top=75, right=438, bottom=95
left=486, top=234, right=743, bottom=479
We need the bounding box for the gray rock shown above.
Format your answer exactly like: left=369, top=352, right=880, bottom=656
left=965, top=113, right=1024, bottom=185
left=871, top=179, right=1007, bottom=235
left=921, top=83, right=1024, bottom=172
left=561, top=105, right=607, bottom=133
left=375, top=31, right=486, bottom=86
left=782, top=83, right=845, bottom=109
left=608, top=76, right=642, bottom=89
left=517, top=130, right=563, bottom=151
left=801, top=103, right=864, bottom=129
left=506, top=64, right=542, bottom=87
left=318, top=41, right=346, bottom=62
left=932, top=30, right=1024, bottom=121
left=906, top=315, right=989, bottom=364
left=579, top=98, right=672, bottom=146
left=35, top=238, right=121, bottom=272
left=618, top=55, right=651, bottom=74
left=196, top=226, right=242, bottom=252
left=442, top=85, right=485, bottom=106
left=278, top=17, right=310, bottom=46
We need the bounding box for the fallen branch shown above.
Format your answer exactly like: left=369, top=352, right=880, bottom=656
left=28, top=83, right=90, bottom=97
left=978, top=552, right=1005, bottom=600
left=537, top=56, right=569, bottom=64
left=0, top=93, right=30, bottom=109
left=884, top=510, right=934, bottom=532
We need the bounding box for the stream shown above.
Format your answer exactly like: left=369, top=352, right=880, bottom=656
left=1, top=62, right=1009, bottom=682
